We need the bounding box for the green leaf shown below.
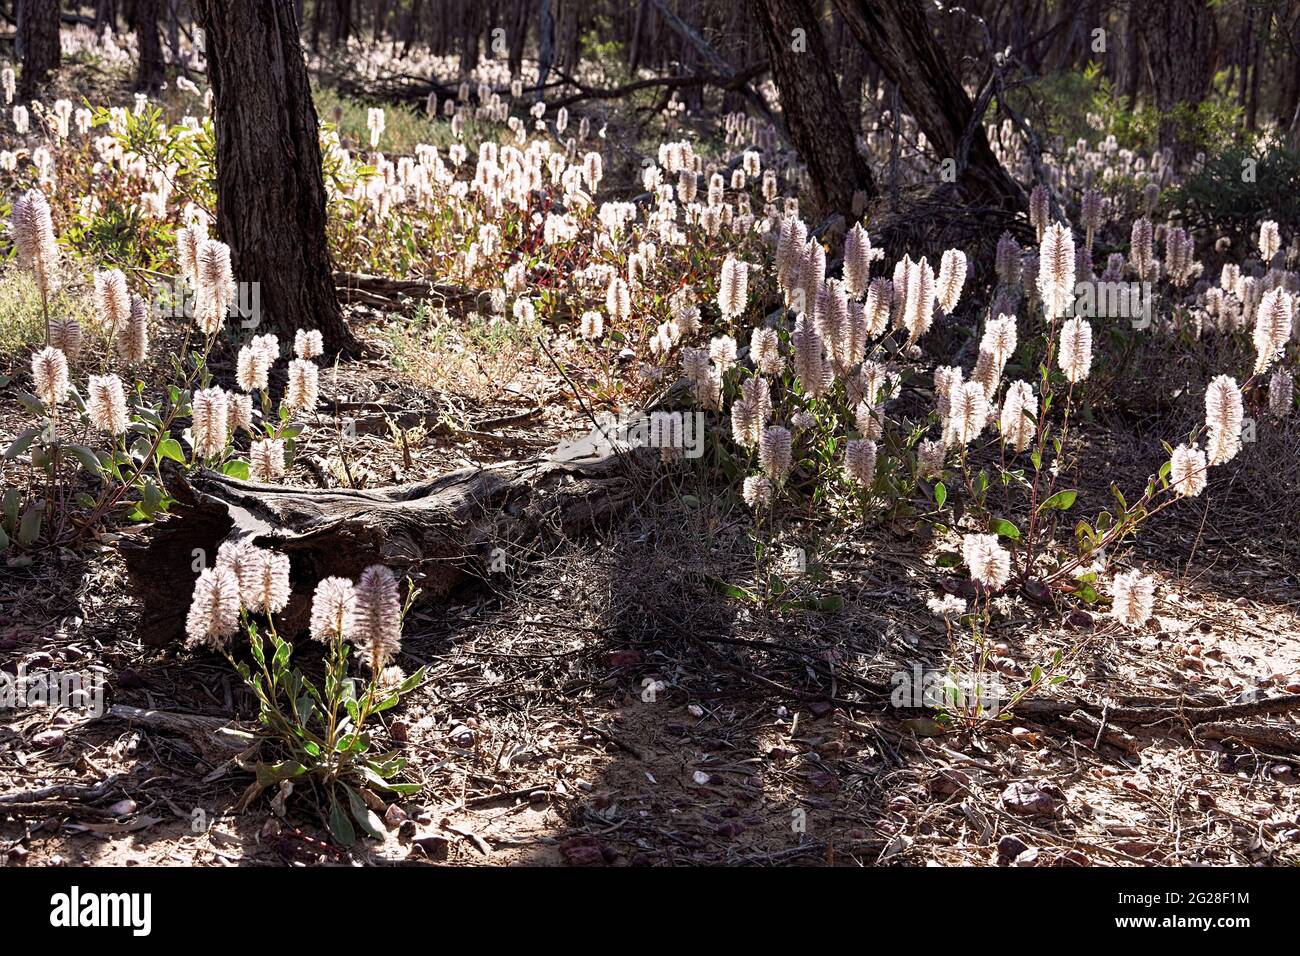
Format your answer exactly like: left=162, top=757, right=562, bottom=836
left=255, top=760, right=305, bottom=787
left=17, top=504, right=43, bottom=547
left=398, top=666, right=427, bottom=694
left=156, top=438, right=185, bottom=464
left=1038, top=489, right=1078, bottom=513
left=989, top=517, right=1021, bottom=540
left=345, top=786, right=386, bottom=840
left=327, top=792, right=356, bottom=845
left=64, top=444, right=103, bottom=478
left=933, top=481, right=947, bottom=509
left=3, top=426, right=42, bottom=460
left=221, top=458, right=250, bottom=480
left=248, top=631, right=266, bottom=667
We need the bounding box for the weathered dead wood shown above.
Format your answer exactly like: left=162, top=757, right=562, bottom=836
left=103, top=704, right=256, bottom=756
left=1196, top=721, right=1300, bottom=754
left=333, top=270, right=492, bottom=312
left=123, top=439, right=652, bottom=647
left=1016, top=693, right=1300, bottom=726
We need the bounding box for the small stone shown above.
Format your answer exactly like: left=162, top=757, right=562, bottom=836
left=927, top=768, right=971, bottom=797
left=107, top=799, right=137, bottom=817
left=997, top=834, right=1029, bottom=863
left=383, top=804, right=409, bottom=828
left=31, top=729, right=65, bottom=749
left=1001, top=781, right=1063, bottom=818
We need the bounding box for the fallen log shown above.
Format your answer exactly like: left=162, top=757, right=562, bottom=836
left=332, top=270, right=492, bottom=312
left=123, top=437, right=652, bottom=647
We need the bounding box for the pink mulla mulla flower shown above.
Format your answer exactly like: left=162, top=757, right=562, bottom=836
left=185, top=566, right=241, bottom=649
left=50, top=317, right=82, bottom=358
left=1204, top=374, right=1243, bottom=466
left=1169, top=443, right=1208, bottom=498
left=354, top=565, right=403, bottom=673
left=1037, top=222, right=1076, bottom=318
left=1057, top=317, right=1093, bottom=383
left=87, top=373, right=129, bottom=436
left=191, top=386, right=229, bottom=459
left=1111, top=569, right=1155, bottom=629
left=284, top=358, right=319, bottom=414
left=11, top=188, right=59, bottom=298
left=250, top=438, right=286, bottom=483
left=240, top=548, right=291, bottom=616
left=310, top=576, right=357, bottom=645
left=750, top=326, right=783, bottom=376
left=842, top=222, right=873, bottom=297
left=31, top=345, right=69, bottom=408
left=742, top=474, right=773, bottom=511
left=962, top=533, right=1011, bottom=590
left=717, top=255, right=748, bottom=320
left=93, top=268, right=131, bottom=334
left=935, top=248, right=967, bottom=315
left=195, top=238, right=234, bottom=334
left=295, top=328, right=324, bottom=360
left=758, top=425, right=792, bottom=483
left=116, top=295, right=149, bottom=364
left=844, top=438, right=877, bottom=485
left=236, top=344, right=271, bottom=392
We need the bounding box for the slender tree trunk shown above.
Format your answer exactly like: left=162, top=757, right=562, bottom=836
left=831, top=0, right=1024, bottom=211
left=192, top=0, right=353, bottom=354
left=627, top=0, right=647, bottom=74
left=1136, top=0, right=1217, bottom=157
left=507, top=0, right=531, bottom=77
left=749, top=0, right=876, bottom=219
left=1120, top=2, right=1142, bottom=106
left=94, top=0, right=117, bottom=34
left=18, top=0, right=61, bottom=99
left=135, top=0, right=165, bottom=90
left=537, top=0, right=554, bottom=91
left=331, top=0, right=352, bottom=45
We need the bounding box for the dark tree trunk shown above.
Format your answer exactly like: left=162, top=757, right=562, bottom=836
left=94, top=0, right=116, bottom=34
left=192, top=0, right=353, bottom=354
left=18, top=0, right=61, bottom=99
left=310, top=0, right=325, bottom=50
left=135, top=0, right=165, bottom=90
left=331, top=0, right=353, bottom=45
left=1120, top=1, right=1142, bottom=106
left=749, top=0, right=876, bottom=219
left=402, top=0, right=424, bottom=55
left=537, top=0, right=555, bottom=90
left=507, top=0, right=531, bottom=76
left=831, top=0, right=1023, bottom=211
left=1137, top=0, right=1217, bottom=156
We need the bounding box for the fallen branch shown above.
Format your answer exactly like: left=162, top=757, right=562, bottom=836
left=1016, top=693, right=1300, bottom=726
left=123, top=438, right=654, bottom=646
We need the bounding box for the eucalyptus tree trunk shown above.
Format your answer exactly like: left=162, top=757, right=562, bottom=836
left=18, top=0, right=61, bottom=99
left=1137, top=0, right=1217, bottom=157
left=831, top=0, right=1024, bottom=211
left=749, top=0, right=876, bottom=219
left=192, top=0, right=354, bottom=354
left=135, top=0, right=165, bottom=90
